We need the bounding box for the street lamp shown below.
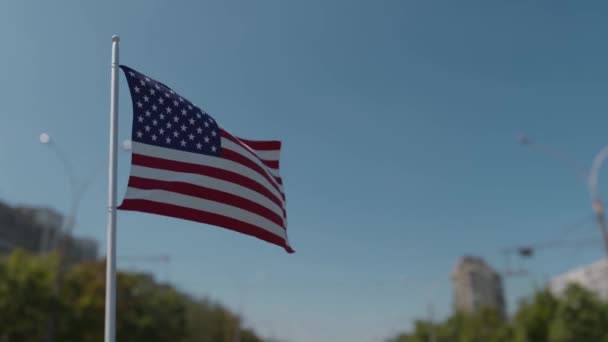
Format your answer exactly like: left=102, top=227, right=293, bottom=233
left=39, top=134, right=132, bottom=247
left=122, top=139, right=132, bottom=151
left=39, top=132, right=79, bottom=251
left=40, top=133, right=132, bottom=342
left=518, top=134, right=608, bottom=258
left=39, top=133, right=51, bottom=144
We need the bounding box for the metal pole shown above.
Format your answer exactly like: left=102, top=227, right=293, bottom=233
left=591, top=198, right=608, bottom=257
left=427, top=302, right=436, bottom=342
left=104, top=35, right=119, bottom=342
left=588, top=145, right=608, bottom=258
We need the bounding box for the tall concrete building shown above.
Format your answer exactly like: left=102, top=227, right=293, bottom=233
left=0, top=203, right=53, bottom=253
left=0, top=202, right=98, bottom=262
left=548, top=258, right=608, bottom=300
left=13, top=206, right=64, bottom=252
left=451, top=256, right=505, bottom=314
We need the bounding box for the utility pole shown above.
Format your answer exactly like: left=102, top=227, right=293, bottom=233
left=591, top=197, right=608, bottom=257
left=427, top=302, right=436, bottom=342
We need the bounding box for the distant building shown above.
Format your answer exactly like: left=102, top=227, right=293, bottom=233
left=548, top=259, right=608, bottom=299
left=0, top=203, right=48, bottom=253
left=13, top=206, right=64, bottom=252
left=452, top=256, right=505, bottom=314
left=0, top=202, right=98, bottom=263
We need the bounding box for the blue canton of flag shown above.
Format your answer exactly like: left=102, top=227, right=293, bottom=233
left=121, top=66, right=222, bottom=157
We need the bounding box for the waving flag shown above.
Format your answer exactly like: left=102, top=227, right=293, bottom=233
left=118, top=65, right=293, bottom=253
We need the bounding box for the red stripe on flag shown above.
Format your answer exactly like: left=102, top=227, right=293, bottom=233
left=220, top=130, right=281, bottom=151
left=131, top=154, right=285, bottom=210
left=126, top=176, right=286, bottom=228
left=263, top=160, right=280, bottom=169
left=240, top=139, right=281, bottom=151
left=119, top=199, right=294, bottom=253
left=220, top=130, right=282, bottom=170
left=221, top=148, right=284, bottom=197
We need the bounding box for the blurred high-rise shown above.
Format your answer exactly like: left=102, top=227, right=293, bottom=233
left=0, top=201, right=97, bottom=262
left=451, top=256, right=505, bottom=314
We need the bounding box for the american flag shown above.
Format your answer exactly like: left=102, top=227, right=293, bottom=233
left=118, top=65, right=293, bottom=253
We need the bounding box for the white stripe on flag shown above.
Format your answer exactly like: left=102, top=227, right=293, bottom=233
left=130, top=165, right=285, bottom=218
left=131, top=142, right=285, bottom=202
left=124, top=188, right=288, bottom=239
left=252, top=149, right=280, bottom=163
left=221, top=138, right=282, bottom=179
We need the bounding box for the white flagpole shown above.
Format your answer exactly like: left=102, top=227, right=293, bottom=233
left=104, top=34, right=120, bottom=342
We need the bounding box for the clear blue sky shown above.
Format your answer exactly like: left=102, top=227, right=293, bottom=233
left=1, top=1, right=608, bottom=341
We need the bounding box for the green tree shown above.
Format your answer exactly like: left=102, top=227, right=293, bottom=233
left=512, top=289, right=558, bottom=342
left=387, top=320, right=438, bottom=342
left=0, top=250, right=56, bottom=342
left=389, top=308, right=509, bottom=342
left=456, top=308, right=511, bottom=342
left=0, top=249, right=267, bottom=342
left=58, top=261, right=187, bottom=342
left=388, top=284, right=608, bottom=342
left=548, top=284, right=608, bottom=342
left=183, top=295, right=262, bottom=342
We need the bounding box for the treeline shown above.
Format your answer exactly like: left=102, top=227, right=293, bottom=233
left=388, top=284, right=608, bottom=342
left=0, top=249, right=266, bottom=342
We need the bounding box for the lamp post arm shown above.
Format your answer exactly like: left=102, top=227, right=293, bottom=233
left=49, top=143, right=78, bottom=197
left=588, top=145, right=608, bottom=199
